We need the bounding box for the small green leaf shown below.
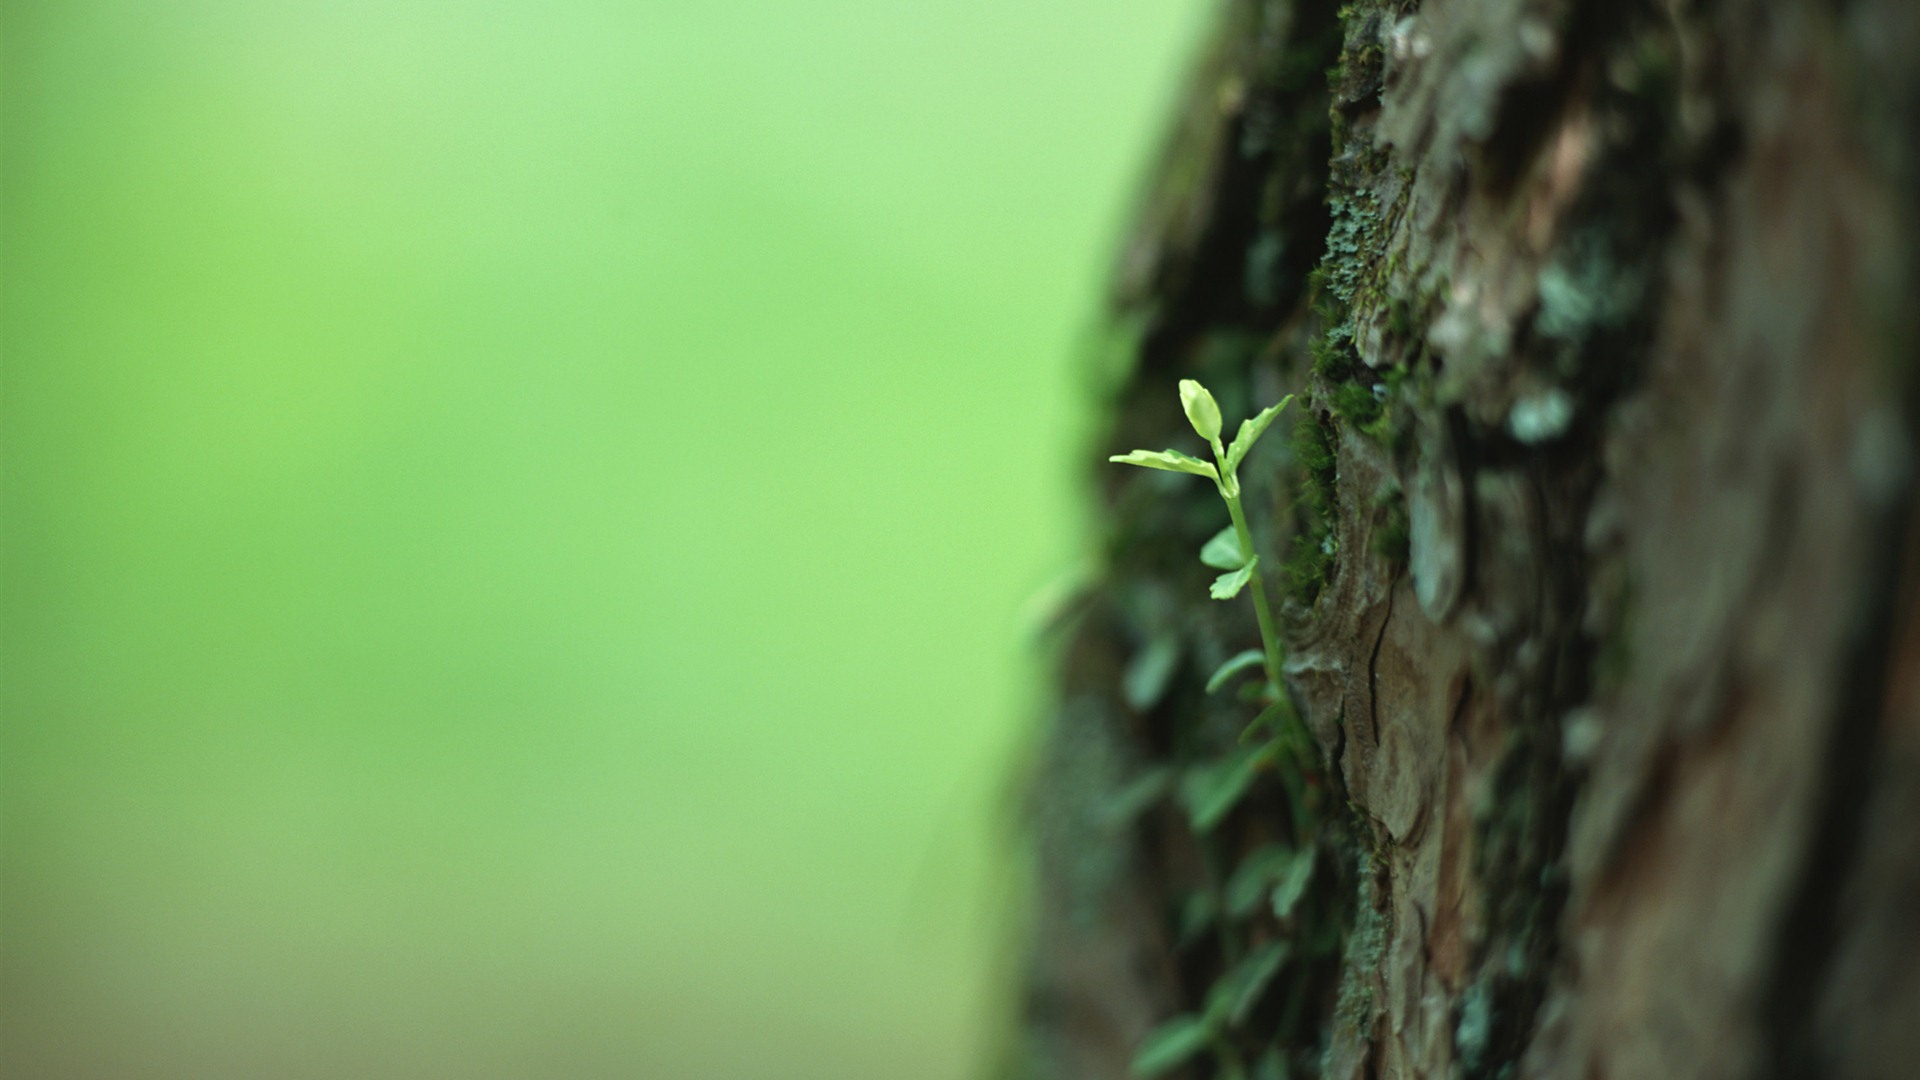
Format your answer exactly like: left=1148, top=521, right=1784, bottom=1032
left=1123, top=635, right=1182, bottom=711
left=1224, top=845, right=1296, bottom=916
left=1178, top=379, right=1224, bottom=443
left=1207, top=941, right=1290, bottom=1027
left=1210, top=557, right=1258, bottom=600
left=1271, top=847, right=1316, bottom=919
left=1110, top=448, right=1219, bottom=480
left=1131, top=1015, right=1214, bottom=1078
left=1099, top=767, right=1172, bottom=826
left=1177, top=890, right=1219, bottom=945
left=1225, top=394, right=1295, bottom=472
left=1199, top=526, right=1248, bottom=570
left=1238, top=698, right=1290, bottom=744
left=1180, top=744, right=1273, bottom=833
left=1206, top=650, right=1265, bottom=694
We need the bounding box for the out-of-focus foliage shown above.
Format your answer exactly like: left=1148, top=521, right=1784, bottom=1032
left=0, top=2, right=1205, bottom=1077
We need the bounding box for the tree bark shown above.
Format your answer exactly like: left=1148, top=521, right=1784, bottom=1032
left=1018, top=2, right=1920, bottom=1078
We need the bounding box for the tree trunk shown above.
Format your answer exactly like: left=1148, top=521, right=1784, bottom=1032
left=1017, top=2, right=1920, bottom=1078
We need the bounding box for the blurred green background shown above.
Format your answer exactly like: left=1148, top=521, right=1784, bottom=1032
left=0, top=2, right=1202, bottom=1077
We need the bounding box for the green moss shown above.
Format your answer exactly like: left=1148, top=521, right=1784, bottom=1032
left=1327, top=5, right=1387, bottom=115
left=1285, top=0, right=1413, bottom=609
left=1328, top=379, right=1382, bottom=428
left=1283, top=411, right=1340, bottom=608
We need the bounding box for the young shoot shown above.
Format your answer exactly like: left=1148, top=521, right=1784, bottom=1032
left=1112, top=379, right=1328, bottom=1080
left=1110, top=380, right=1297, bottom=741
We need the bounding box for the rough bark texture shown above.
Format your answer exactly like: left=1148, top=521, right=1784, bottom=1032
left=1019, top=2, right=1920, bottom=1078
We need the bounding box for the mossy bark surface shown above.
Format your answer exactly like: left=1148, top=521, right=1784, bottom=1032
left=1019, top=1, right=1920, bottom=1078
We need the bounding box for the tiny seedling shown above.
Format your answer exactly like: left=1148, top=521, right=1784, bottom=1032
left=1112, top=379, right=1331, bottom=1080
left=1110, top=380, right=1298, bottom=743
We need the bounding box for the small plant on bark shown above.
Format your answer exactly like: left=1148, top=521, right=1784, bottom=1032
left=1109, top=379, right=1325, bottom=1079
left=1109, top=379, right=1309, bottom=756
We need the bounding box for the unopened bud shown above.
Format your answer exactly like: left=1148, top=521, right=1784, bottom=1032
left=1178, top=379, right=1222, bottom=443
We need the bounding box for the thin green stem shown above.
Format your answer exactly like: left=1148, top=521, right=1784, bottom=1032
left=1221, top=463, right=1319, bottom=810
left=1221, top=483, right=1283, bottom=695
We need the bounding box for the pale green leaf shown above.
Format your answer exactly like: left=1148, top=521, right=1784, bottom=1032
left=1131, top=1015, right=1214, bottom=1078
left=1199, top=525, right=1248, bottom=570
left=1109, top=448, right=1218, bottom=480
left=1205, top=649, right=1265, bottom=694
left=1210, top=557, right=1257, bottom=600
left=1207, top=941, right=1290, bottom=1027
left=1224, top=845, right=1296, bottom=916
left=1236, top=699, right=1297, bottom=737
left=1123, top=635, right=1182, bottom=711
left=1180, top=744, right=1274, bottom=833
left=1271, top=847, right=1316, bottom=919
left=1178, top=379, right=1223, bottom=442
left=1225, top=394, right=1295, bottom=472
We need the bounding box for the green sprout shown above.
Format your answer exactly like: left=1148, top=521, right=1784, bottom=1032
left=1110, top=379, right=1293, bottom=721
left=1113, top=379, right=1326, bottom=1080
